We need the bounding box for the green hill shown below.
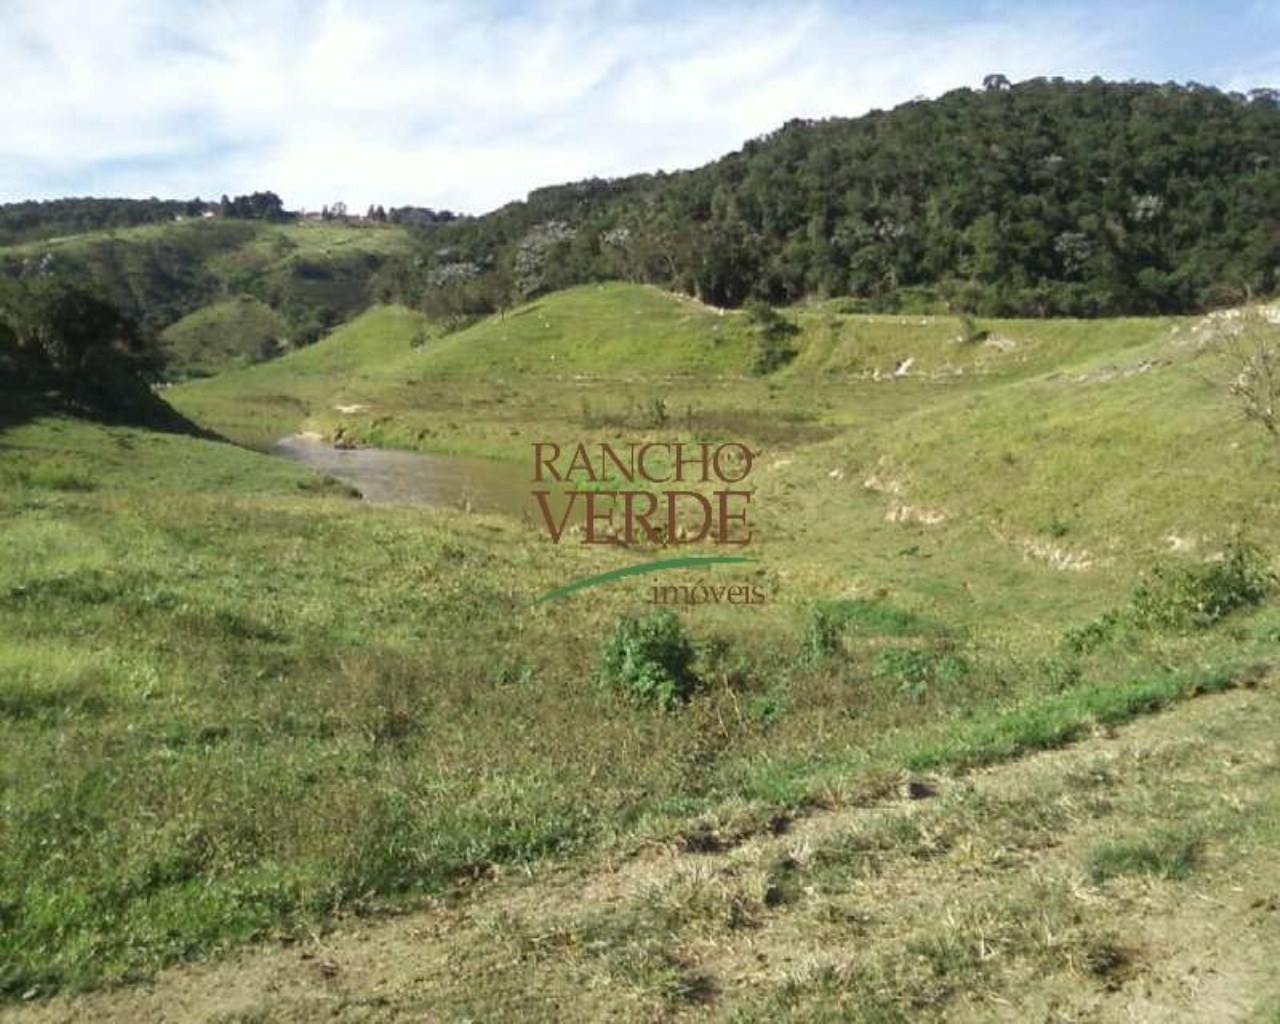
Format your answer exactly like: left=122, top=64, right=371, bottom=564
left=4, top=78, right=1276, bottom=385
left=383, top=78, right=1280, bottom=318
left=169, top=281, right=1280, bottom=571
left=5, top=75, right=1280, bottom=1019
left=160, top=297, right=289, bottom=377
left=6, top=278, right=1280, bottom=1009
left=0, top=218, right=413, bottom=377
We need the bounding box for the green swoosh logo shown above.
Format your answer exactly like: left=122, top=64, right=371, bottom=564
left=534, top=554, right=759, bottom=603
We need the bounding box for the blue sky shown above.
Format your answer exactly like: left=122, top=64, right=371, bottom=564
left=1, top=0, right=1276, bottom=214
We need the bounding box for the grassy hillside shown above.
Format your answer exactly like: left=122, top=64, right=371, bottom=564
left=4, top=283, right=1280, bottom=1015
left=160, top=297, right=289, bottom=376
left=0, top=219, right=413, bottom=377
left=168, top=284, right=759, bottom=447
left=170, top=282, right=1279, bottom=564
left=0, top=416, right=348, bottom=497
left=15, top=682, right=1276, bottom=1023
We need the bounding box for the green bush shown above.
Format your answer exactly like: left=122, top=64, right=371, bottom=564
left=1064, top=542, right=1274, bottom=650
left=803, top=597, right=929, bottom=662
left=872, top=647, right=969, bottom=701
left=1062, top=610, right=1124, bottom=653
left=597, top=612, right=698, bottom=709
left=1130, top=540, right=1274, bottom=631
left=745, top=300, right=800, bottom=375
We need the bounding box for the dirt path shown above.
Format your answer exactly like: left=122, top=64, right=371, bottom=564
left=7, top=683, right=1280, bottom=1023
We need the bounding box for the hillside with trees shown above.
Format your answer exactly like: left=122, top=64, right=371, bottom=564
left=1, top=78, right=1277, bottom=382
left=0, top=192, right=293, bottom=247
left=392, top=77, right=1280, bottom=318
left=0, top=218, right=412, bottom=378
left=0, top=276, right=195, bottom=429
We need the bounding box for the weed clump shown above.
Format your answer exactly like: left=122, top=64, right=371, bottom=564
left=1087, top=828, right=1203, bottom=882
left=803, top=602, right=844, bottom=661
left=872, top=647, right=970, bottom=701
left=1129, top=540, right=1273, bottom=630
left=598, top=612, right=698, bottom=709
left=1064, top=540, right=1274, bottom=651
left=802, top=597, right=927, bottom=661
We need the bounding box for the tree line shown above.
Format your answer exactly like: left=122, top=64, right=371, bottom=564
left=0, top=192, right=293, bottom=246
left=388, top=77, right=1280, bottom=319
left=3, top=76, right=1278, bottom=388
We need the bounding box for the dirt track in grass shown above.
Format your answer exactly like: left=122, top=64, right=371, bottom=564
left=6, top=681, right=1279, bottom=1024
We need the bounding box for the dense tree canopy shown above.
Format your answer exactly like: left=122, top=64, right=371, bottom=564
left=393, top=78, right=1280, bottom=317
left=0, top=277, right=152, bottom=375
left=0, top=276, right=181, bottom=422
left=218, top=192, right=291, bottom=221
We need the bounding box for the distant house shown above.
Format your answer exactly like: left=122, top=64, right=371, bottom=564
left=200, top=210, right=216, bottom=219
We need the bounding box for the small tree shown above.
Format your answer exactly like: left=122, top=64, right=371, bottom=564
left=1230, top=340, right=1280, bottom=439
left=1214, top=311, right=1280, bottom=443
left=597, top=612, right=698, bottom=710
left=745, top=299, right=800, bottom=375
left=513, top=221, right=576, bottom=300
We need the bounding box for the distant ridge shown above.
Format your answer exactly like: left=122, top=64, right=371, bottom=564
left=394, top=77, right=1279, bottom=317
left=2, top=77, right=1278, bottom=376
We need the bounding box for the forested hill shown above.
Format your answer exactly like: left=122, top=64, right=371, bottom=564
left=0, top=276, right=202, bottom=431
left=2, top=76, right=1278, bottom=372
left=399, top=78, right=1280, bottom=318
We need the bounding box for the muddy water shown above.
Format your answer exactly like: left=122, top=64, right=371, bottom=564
left=272, top=435, right=551, bottom=520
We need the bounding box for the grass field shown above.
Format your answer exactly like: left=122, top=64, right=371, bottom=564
left=0, top=218, right=412, bottom=263
left=3, top=283, right=1279, bottom=1017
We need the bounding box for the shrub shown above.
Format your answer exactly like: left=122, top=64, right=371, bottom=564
left=598, top=612, right=698, bottom=709
left=803, top=602, right=844, bottom=661
left=745, top=300, right=800, bottom=375
left=1129, top=540, right=1274, bottom=630
left=872, top=647, right=969, bottom=701
left=1062, top=610, right=1124, bottom=653
left=1064, top=541, right=1274, bottom=649
left=803, top=598, right=929, bottom=662
left=1217, top=316, right=1280, bottom=443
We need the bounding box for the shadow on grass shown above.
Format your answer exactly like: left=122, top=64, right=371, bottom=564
left=0, top=381, right=223, bottom=442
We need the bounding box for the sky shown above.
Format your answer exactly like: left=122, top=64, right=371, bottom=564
left=2, top=0, right=1277, bottom=215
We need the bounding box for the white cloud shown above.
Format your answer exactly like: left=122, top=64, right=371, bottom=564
left=0, top=0, right=1270, bottom=213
